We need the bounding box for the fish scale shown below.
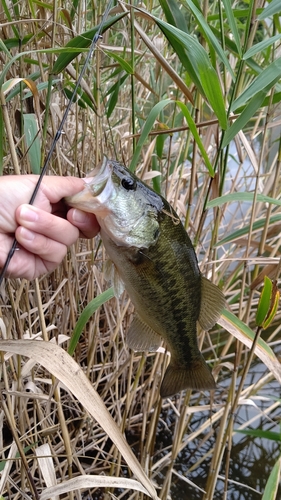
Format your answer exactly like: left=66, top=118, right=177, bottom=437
left=104, top=234, right=200, bottom=356
left=66, top=157, right=226, bottom=397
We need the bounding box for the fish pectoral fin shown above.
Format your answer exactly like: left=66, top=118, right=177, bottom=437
left=199, top=276, right=226, bottom=331
left=160, top=356, right=216, bottom=398
left=104, top=259, right=125, bottom=297
left=127, top=315, right=162, bottom=352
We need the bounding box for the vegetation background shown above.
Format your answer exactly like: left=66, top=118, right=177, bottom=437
left=0, top=0, right=281, bottom=499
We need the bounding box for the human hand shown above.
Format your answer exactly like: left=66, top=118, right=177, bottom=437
left=0, top=175, right=99, bottom=280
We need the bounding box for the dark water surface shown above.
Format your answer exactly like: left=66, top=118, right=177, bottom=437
left=154, top=359, right=281, bottom=499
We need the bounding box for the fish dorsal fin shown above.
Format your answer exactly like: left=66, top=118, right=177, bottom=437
left=104, top=259, right=125, bottom=297
left=198, top=276, right=226, bottom=331
left=127, top=315, right=162, bottom=352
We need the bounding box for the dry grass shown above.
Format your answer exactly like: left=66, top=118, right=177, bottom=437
left=1, top=1, right=281, bottom=499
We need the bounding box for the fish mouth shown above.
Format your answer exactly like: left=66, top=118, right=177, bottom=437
left=84, top=156, right=112, bottom=195
left=65, top=157, right=114, bottom=213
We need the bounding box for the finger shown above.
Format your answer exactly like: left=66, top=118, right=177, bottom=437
left=67, top=208, right=100, bottom=239
left=0, top=234, right=18, bottom=270
left=15, top=226, right=69, bottom=270
left=0, top=234, right=52, bottom=280
left=16, top=204, right=79, bottom=246
left=39, top=176, right=86, bottom=204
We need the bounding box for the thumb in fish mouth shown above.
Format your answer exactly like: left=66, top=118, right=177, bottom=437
left=65, top=180, right=97, bottom=212
left=67, top=208, right=100, bottom=239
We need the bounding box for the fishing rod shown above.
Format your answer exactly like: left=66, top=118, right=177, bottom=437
left=0, top=0, right=113, bottom=287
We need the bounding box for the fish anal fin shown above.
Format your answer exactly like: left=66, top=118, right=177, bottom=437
left=199, top=276, right=226, bottom=331
left=160, top=356, right=216, bottom=398
left=127, top=315, right=162, bottom=352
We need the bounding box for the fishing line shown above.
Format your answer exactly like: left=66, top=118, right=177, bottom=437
left=0, top=0, right=113, bottom=286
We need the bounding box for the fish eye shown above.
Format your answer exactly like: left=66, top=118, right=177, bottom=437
left=121, top=177, right=136, bottom=191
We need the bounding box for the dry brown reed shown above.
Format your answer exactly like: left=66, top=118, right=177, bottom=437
left=1, top=1, right=281, bottom=499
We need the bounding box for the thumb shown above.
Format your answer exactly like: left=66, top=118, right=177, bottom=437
left=67, top=208, right=100, bottom=239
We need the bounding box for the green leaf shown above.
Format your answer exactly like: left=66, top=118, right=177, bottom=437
left=70, top=0, right=79, bottom=20
left=0, top=48, right=92, bottom=88
left=65, top=82, right=96, bottom=111
left=262, top=457, right=281, bottom=500
left=258, top=0, right=281, bottom=20
left=210, top=26, right=241, bottom=58
left=151, top=17, right=227, bottom=129
left=68, top=287, right=115, bottom=356
left=220, top=309, right=275, bottom=359
left=263, top=285, right=280, bottom=330
left=231, top=58, right=281, bottom=112
left=52, top=13, right=127, bottom=74
left=215, top=214, right=281, bottom=246
left=198, top=61, right=227, bottom=130
left=104, top=50, right=133, bottom=74
left=159, top=0, right=189, bottom=33
left=106, top=75, right=122, bottom=118
left=185, top=0, right=235, bottom=78
left=207, top=192, right=281, bottom=209
left=175, top=101, right=214, bottom=176
left=223, top=88, right=270, bottom=147
left=243, top=34, right=281, bottom=60
left=130, top=98, right=214, bottom=175
left=256, top=276, right=272, bottom=327
left=156, top=4, right=204, bottom=95
left=235, top=429, right=281, bottom=442
left=0, top=37, right=14, bottom=58
left=0, top=0, right=19, bottom=38
left=6, top=78, right=60, bottom=103
left=218, top=310, right=281, bottom=384
left=105, top=72, right=129, bottom=117
left=0, top=444, right=37, bottom=472
left=23, top=114, right=41, bottom=174
left=129, top=99, right=172, bottom=172
left=221, top=0, right=241, bottom=57
left=156, top=132, right=166, bottom=160
left=260, top=91, right=281, bottom=109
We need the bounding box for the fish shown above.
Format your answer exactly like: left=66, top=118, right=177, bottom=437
left=66, top=157, right=226, bottom=398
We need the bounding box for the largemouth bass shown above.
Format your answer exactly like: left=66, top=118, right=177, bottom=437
left=66, top=157, right=225, bottom=397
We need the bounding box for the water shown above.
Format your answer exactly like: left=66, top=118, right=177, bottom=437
left=154, top=359, right=281, bottom=499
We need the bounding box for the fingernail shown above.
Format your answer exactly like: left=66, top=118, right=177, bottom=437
left=19, top=205, right=39, bottom=222
left=20, top=227, right=35, bottom=241
left=72, top=209, right=88, bottom=223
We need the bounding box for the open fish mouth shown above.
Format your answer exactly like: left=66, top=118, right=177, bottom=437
left=84, top=156, right=112, bottom=196
left=65, top=157, right=115, bottom=213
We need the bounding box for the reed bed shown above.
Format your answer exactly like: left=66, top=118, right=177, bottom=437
left=0, top=1, right=281, bottom=499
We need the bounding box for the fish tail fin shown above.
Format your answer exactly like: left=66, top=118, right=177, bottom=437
left=160, top=356, right=216, bottom=398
